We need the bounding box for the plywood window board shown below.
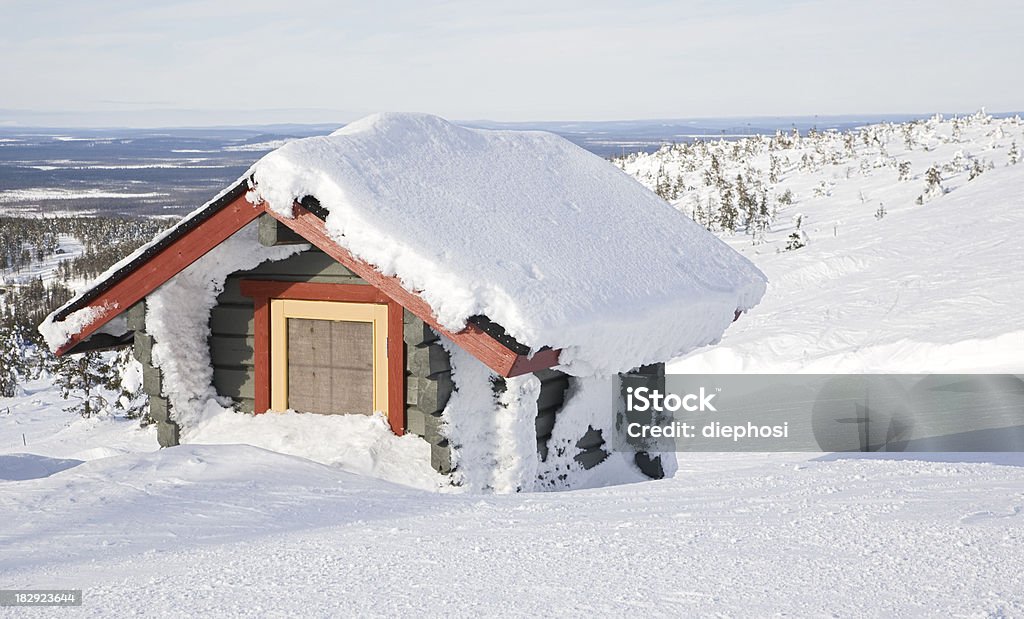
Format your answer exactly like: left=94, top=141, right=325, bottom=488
left=270, top=299, right=390, bottom=416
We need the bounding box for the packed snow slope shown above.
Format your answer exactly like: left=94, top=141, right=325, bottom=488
left=1, top=444, right=1022, bottom=617
left=250, top=112, right=765, bottom=375
left=675, top=163, right=1024, bottom=372
left=617, top=111, right=1024, bottom=372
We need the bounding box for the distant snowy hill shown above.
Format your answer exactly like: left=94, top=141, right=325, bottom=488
left=615, top=111, right=1024, bottom=372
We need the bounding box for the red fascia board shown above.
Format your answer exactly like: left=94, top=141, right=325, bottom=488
left=54, top=194, right=263, bottom=356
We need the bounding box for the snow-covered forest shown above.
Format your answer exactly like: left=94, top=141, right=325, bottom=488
left=0, top=216, right=165, bottom=410
left=615, top=110, right=1020, bottom=247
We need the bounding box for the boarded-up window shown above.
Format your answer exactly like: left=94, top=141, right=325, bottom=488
left=286, top=318, right=374, bottom=414
left=270, top=298, right=389, bottom=417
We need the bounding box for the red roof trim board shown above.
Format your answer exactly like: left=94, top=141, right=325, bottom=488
left=54, top=193, right=264, bottom=356
left=52, top=191, right=562, bottom=378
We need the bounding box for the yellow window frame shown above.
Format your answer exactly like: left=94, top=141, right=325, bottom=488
left=269, top=298, right=390, bottom=415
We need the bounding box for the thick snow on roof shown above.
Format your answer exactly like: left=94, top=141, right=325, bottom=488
left=251, top=113, right=765, bottom=375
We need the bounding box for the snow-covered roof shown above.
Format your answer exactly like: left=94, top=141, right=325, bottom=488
left=250, top=113, right=766, bottom=374
left=42, top=112, right=764, bottom=374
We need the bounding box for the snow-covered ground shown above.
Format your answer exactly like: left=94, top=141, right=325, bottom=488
left=1, top=440, right=1022, bottom=616
left=2, top=112, right=1023, bottom=615
left=0, top=376, right=155, bottom=462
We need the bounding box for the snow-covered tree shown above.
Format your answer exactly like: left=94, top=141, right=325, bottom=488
left=946, top=150, right=967, bottom=174
left=768, top=154, right=781, bottom=183
left=654, top=164, right=672, bottom=200
left=785, top=215, right=807, bottom=251
left=736, top=174, right=758, bottom=234
left=114, top=348, right=149, bottom=421
left=969, top=158, right=986, bottom=181
left=751, top=192, right=771, bottom=245
left=0, top=325, right=28, bottom=397
left=923, top=165, right=944, bottom=201
left=785, top=230, right=805, bottom=251
left=51, top=351, right=120, bottom=418
left=951, top=117, right=963, bottom=143
left=718, top=186, right=738, bottom=233
left=901, top=123, right=916, bottom=149
left=703, top=154, right=723, bottom=188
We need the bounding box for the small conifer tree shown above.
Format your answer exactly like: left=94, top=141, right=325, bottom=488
left=0, top=325, right=28, bottom=397
left=52, top=351, right=119, bottom=418
left=968, top=159, right=985, bottom=181
left=897, top=161, right=912, bottom=181
left=785, top=215, right=806, bottom=251
left=718, top=185, right=738, bottom=233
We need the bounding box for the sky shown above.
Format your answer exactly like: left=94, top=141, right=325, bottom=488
left=2, top=0, right=1022, bottom=127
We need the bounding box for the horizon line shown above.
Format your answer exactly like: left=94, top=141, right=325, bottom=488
left=2, top=109, right=1022, bottom=132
